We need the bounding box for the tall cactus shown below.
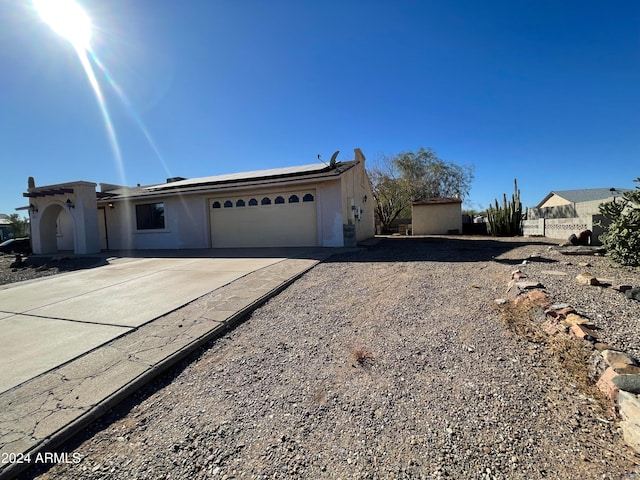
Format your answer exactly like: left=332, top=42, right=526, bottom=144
left=487, top=179, right=522, bottom=236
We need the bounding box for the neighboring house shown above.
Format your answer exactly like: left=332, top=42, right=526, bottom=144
left=412, top=197, right=462, bottom=235
left=524, top=187, right=630, bottom=243
left=23, top=149, right=375, bottom=255
left=529, top=188, right=629, bottom=219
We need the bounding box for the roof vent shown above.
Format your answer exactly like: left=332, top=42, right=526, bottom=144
left=166, top=177, right=187, bottom=183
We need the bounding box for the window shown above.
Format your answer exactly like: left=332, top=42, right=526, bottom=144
left=261, top=197, right=271, bottom=205
left=303, top=193, right=314, bottom=202
left=275, top=196, right=285, bottom=204
left=236, top=199, right=245, bottom=207
left=224, top=200, right=233, bottom=208
left=288, top=195, right=299, bottom=203
left=212, top=201, right=221, bottom=209
left=249, top=198, right=258, bottom=206
left=136, top=202, right=165, bottom=230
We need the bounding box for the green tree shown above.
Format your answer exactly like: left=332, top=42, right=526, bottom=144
left=369, top=148, right=474, bottom=233
left=8, top=214, right=29, bottom=238
left=394, top=147, right=474, bottom=202
left=598, top=178, right=640, bottom=266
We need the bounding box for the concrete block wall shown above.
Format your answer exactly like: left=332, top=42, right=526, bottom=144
left=522, top=215, right=610, bottom=245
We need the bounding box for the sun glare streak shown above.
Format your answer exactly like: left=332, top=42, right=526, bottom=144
left=33, top=0, right=127, bottom=183
left=89, top=51, right=172, bottom=176
left=33, top=0, right=170, bottom=188
left=75, top=50, right=127, bottom=182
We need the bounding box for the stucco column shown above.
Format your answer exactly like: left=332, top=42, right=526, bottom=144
left=68, top=183, right=100, bottom=254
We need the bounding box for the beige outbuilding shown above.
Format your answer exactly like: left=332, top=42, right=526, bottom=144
left=412, top=197, right=462, bottom=235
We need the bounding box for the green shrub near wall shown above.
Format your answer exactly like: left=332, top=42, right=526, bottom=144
left=599, top=178, right=640, bottom=266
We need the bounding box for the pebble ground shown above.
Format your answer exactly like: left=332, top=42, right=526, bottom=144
left=9, top=237, right=640, bottom=479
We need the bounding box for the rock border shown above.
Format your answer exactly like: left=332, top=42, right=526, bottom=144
left=497, top=268, right=640, bottom=456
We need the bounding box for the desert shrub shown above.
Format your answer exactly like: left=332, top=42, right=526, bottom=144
left=598, top=178, right=640, bottom=266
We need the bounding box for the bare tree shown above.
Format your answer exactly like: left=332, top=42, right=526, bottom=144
left=369, top=156, right=411, bottom=234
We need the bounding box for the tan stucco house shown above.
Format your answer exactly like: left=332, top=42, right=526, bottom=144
left=24, top=149, right=375, bottom=254
left=523, top=187, right=631, bottom=242
left=529, top=187, right=629, bottom=219
left=412, top=197, right=462, bottom=235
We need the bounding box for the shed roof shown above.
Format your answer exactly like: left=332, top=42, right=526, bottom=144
left=413, top=197, right=462, bottom=206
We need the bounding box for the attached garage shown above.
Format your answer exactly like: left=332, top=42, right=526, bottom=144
left=209, top=190, right=318, bottom=247
left=26, top=148, right=376, bottom=253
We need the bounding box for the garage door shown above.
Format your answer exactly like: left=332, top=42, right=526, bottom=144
left=209, top=191, right=318, bottom=247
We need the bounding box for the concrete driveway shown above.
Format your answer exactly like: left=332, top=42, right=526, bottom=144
left=0, top=255, right=291, bottom=393
left=0, top=248, right=337, bottom=480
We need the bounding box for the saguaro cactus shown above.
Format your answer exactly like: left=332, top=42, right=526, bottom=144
left=487, top=179, right=522, bottom=236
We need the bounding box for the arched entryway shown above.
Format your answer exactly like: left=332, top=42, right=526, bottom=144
left=25, top=181, right=101, bottom=255
left=36, top=203, right=75, bottom=254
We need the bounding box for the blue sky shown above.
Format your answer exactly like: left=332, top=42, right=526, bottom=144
left=1, top=0, right=638, bottom=216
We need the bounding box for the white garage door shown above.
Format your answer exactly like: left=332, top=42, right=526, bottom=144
left=209, top=191, right=318, bottom=247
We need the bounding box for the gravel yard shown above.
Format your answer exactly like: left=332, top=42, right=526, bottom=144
left=11, top=237, right=640, bottom=479
left=0, top=254, right=106, bottom=286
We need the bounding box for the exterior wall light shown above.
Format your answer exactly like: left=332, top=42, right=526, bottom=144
left=66, top=198, right=75, bottom=209
left=108, top=202, right=115, bottom=209
left=29, top=204, right=38, bottom=213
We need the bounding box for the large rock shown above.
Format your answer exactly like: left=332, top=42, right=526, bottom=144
left=601, top=350, right=636, bottom=368
left=612, top=374, right=640, bottom=394
left=616, top=365, right=640, bottom=375
left=618, top=391, right=640, bottom=454
left=612, top=284, right=633, bottom=293
left=569, top=323, right=601, bottom=341
left=563, top=313, right=595, bottom=328
left=601, top=349, right=640, bottom=373
left=597, top=367, right=620, bottom=403
left=625, top=287, right=640, bottom=301
left=516, top=280, right=545, bottom=290
left=576, top=273, right=599, bottom=286
left=511, top=270, right=527, bottom=279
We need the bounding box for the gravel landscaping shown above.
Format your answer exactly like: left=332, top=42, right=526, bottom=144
left=9, top=237, right=640, bottom=479
left=0, top=254, right=106, bottom=286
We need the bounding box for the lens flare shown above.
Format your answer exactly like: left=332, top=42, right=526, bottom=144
left=33, top=0, right=92, bottom=51
left=32, top=0, right=170, bottom=188
left=89, top=52, right=171, bottom=176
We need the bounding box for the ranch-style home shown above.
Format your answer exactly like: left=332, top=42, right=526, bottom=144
left=23, top=149, right=375, bottom=255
